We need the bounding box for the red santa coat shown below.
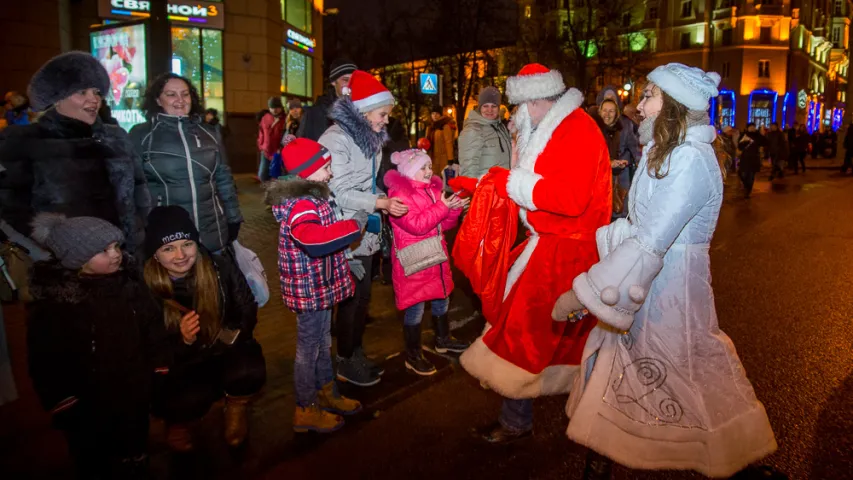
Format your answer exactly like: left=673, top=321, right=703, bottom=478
left=460, top=88, right=612, bottom=399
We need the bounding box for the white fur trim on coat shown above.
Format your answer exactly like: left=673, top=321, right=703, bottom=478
left=506, top=70, right=566, bottom=105
left=460, top=335, right=579, bottom=399
left=516, top=89, right=585, bottom=172
left=506, top=169, right=541, bottom=211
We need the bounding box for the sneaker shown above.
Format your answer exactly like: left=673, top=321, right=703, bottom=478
left=336, top=356, right=381, bottom=387
left=293, top=405, right=344, bottom=433
left=318, top=382, right=362, bottom=415
left=405, top=351, right=437, bottom=376
left=353, top=346, right=385, bottom=376
left=435, top=335, right=470, bottom=354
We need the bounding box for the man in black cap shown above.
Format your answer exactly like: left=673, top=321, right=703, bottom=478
left=296, top=58, right=357, bottom=141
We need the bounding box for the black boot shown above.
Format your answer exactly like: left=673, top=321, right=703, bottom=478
left=433, top=314, right=470, bottom=353
left=403, top=324, right=436, bottom=376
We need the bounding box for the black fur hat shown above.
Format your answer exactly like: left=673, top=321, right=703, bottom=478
left=27, top=51, right=110, bottom=111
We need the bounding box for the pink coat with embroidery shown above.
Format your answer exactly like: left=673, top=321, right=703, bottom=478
left=384, top=170, right=462, bottom=311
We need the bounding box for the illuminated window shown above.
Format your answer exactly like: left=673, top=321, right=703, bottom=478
left=525, top=6, right=532, bottom=18
left=171, top=27, right=224, bottom=115
left=282, top=0, right=312, bottom=34
left=681, top=0, right=692, bottom=18
left=758, top=60, right=771, bottom=78
left=281, top=47, right=313, bottom=98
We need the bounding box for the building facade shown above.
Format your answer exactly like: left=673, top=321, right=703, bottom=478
left=0, top=0, right=327, bottom=172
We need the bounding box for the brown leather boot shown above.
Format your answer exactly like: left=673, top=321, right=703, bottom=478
left=224, top=395, right=252, bottom=447
left=166, top=423, right=194, bottom=452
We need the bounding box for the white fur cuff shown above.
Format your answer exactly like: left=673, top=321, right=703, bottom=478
left=506, top=70, right=566, bottom=105
left=572, top=272, right=634, bottom=332
left=507, top=169, right=541, bottom=211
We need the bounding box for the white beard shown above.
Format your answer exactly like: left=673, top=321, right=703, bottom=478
left=512, top=103, right=533, bottom=163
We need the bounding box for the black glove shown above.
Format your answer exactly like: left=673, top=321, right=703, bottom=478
left=351, top=211, right=370, bottom=231
left=227, top=222, right=241, bottom=243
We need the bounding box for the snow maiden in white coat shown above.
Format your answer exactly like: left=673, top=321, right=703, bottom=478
left=553, top=64, right=777, bottom=478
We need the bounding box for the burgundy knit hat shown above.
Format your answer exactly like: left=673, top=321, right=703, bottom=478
left=281, top=135, right=331, bottom=179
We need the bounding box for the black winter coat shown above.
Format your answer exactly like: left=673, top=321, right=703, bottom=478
left=296, top=89, right=336, bottom=141
left=163, top=252, right=259, bottom=366
left=766, top=130, right=789, bottom=162
left=738, top=130, right=767, bottom=173
left=27, top=256, right=171, bottom=425
left=129, top=115, right=242, bottom=253
left=0, top=110, right=151, bottom=252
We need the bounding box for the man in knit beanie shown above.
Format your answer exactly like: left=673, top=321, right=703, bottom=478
left=297, top=58, right=358, bottom=141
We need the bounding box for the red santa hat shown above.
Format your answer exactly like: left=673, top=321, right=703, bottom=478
left=505, top=63, right=566, bottom=105
left=342, top=70, right=395, bottom=113
left=281, top=135, right=331, bottom=179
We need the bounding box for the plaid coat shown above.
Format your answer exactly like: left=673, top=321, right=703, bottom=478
left=267, top=178, right=357, bottom=313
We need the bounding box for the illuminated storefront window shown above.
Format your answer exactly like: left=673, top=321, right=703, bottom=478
left=281, top=47, right=313, bottom=99
left=748, top=90, right=778, bottom=128
left=281, top=0, right=312, bottom=34
left=711, top=90, right=736, bottom=129
left=171, top=27, right=224, bottom=116
left=832, top=108, right=844, bottom=131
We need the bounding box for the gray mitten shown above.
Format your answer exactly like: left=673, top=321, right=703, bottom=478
left=351, top=210, right=370, bottom=231
left=348, top=259, right=365, bottom=280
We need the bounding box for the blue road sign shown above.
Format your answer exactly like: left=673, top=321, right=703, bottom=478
left=420, top=73, right=438, bottom=95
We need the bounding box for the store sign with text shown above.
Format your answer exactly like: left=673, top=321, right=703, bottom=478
left=98, top=0, right=224, bottom=29
left=286, top=29, right=316, bottom=52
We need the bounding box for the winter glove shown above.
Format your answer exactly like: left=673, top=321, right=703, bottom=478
left=551, top=289, right=585, bottom=322
left=489, top=166, right=511, bottom=199
left=348, top=258, right=365, bottom=280
left=448, top=176, right=478, bottom=199
left=228, top=222, right=241, bottom=243
left=351, top=210, right=370, bottom=231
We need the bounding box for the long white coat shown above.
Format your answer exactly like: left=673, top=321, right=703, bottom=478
left=570, top=125, right=777, bottom=478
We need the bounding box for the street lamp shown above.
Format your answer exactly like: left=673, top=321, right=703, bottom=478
left=447, top=108, right=453, bottom=115
left=623, top=83, right=632, bottom=91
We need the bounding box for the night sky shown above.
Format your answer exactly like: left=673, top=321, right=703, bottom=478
left=324, top=0, right=517, bottom=70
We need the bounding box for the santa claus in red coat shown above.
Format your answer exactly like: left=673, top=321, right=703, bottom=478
left=458, top=63, right=611, bottom=441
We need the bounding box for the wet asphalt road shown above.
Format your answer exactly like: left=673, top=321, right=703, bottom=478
left=261, top=169, right=853, bottom=480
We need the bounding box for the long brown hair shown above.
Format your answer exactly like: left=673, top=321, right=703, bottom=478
left=647, top=89, right=729, bottom=179
left=144, top=249, right=221, bottom=343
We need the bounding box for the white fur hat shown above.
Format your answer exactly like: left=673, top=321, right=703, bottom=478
left=647, top=63, right=721, bottom=111
left=506, top=63, right=566, bottom=105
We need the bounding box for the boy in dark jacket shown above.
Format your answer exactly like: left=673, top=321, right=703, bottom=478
left=265, top=137, right=368, bottom=433
left=27, top=214, right=171, bottom=478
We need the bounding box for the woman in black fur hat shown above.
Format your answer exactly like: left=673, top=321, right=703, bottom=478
left=0, top=51, right=151, bottom=254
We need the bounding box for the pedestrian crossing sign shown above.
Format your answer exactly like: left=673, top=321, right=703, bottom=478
left=420, top=73, right=438, bottom=95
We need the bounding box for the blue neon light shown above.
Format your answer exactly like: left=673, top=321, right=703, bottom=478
left=715, top=89, right=736, bottom=128
left=748, top=89, right=778, bottom=126
left=781, top=92, right=790, bottom=129
left=110, top=9, right=134, bottom=16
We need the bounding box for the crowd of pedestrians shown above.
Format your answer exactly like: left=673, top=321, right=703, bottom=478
left=0, top=47, right=796, bottom=480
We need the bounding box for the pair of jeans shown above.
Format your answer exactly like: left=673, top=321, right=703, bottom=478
left=403, top=297, right=449, bottom=326
left=795, top=152, right=808, bottom=173
left=336, top=254, right=374, bottom=359
left=258, top=152, right=270, bottom=181
left=499, top=398, right=533, bottom=432
left=294, top=309, right=335, bottom=407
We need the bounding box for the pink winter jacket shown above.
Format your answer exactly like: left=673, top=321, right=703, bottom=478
left=384, top=170, right=462, bottom=311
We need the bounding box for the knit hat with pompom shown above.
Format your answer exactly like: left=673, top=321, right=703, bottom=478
left=392, top=149, right=431, bottom=181
left=31, top=214, right=124, bottom=269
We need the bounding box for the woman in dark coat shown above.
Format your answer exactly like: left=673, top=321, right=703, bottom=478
left=130, top=73, right=242, bottom=254
left=143, top=206, right=265, bottom=451
left=0, top=51, right=151, bottom=253
left=737, top=123, right=767, bottom=198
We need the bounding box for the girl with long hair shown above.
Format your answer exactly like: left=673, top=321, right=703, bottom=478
left=143, top=206, right=265, bottom=452
left=553, top=63, right=777, bottom=479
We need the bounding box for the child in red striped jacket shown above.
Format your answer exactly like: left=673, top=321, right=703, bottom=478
left=265, top=136, right=369, bottom=433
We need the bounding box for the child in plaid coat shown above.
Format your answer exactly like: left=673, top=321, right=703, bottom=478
left=265, top=136, right=369, bottom=433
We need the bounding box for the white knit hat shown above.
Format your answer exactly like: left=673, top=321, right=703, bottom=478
left=647, top=63, right=721, bottom=111
left=505, top=63, right=566, bottom=105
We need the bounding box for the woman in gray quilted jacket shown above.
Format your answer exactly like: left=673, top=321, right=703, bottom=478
left=458, top=86, right=511, bottom=178
left=130, top=74, right=242, bottom=253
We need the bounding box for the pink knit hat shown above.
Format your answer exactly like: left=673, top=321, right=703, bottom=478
left=391, top=149, right=431, bottom=180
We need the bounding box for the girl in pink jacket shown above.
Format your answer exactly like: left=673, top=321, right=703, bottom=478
left=384, top=149, right=470, bottom=376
